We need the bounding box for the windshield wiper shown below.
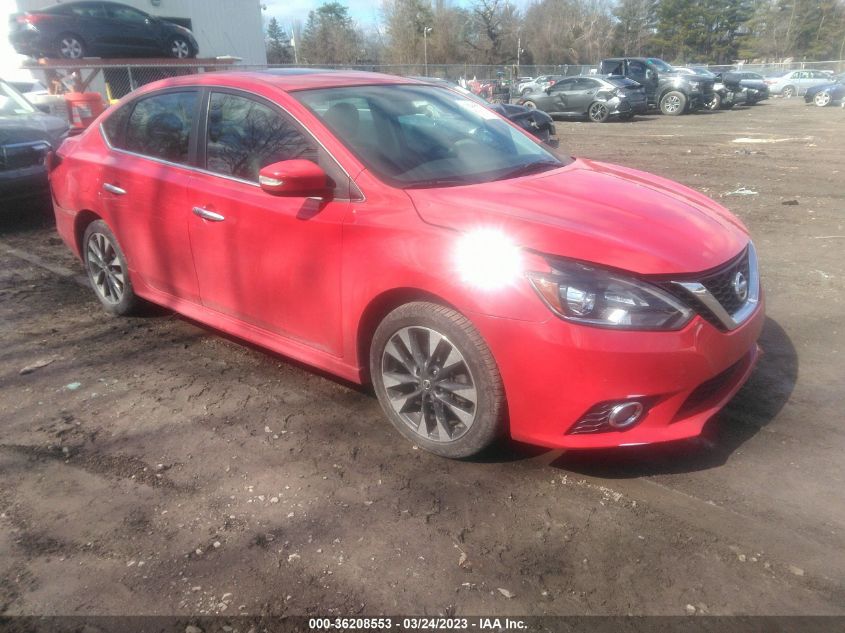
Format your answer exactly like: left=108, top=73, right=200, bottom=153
left=498, top=160, right=561, bottom=181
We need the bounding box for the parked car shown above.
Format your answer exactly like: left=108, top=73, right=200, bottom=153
left=9, top=1, right=199, bottom=60
left=804, top=73, right=845, bottom=107
left=0, top=79, right=69, bottom=205
left=722, top=71, right=769, bottom=105
left=411, top=77, right=558, bottom=146
left=676, top=67, right=725, bottom=109
left=519, top=75, right=647, bottom=122
left=764, top=70, right=833, bottom=98
left=518, top=75, right=564, bottom=96
left=600, top=57, right=715, bottom=115
left=50, top=70, right=763, bottom=458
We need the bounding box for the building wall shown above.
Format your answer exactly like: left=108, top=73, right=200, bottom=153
left=13, top=0, right=267, bottom=64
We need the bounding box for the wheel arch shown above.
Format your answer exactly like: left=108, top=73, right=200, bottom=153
left=74, top=209, right=102, bottom=257
left=355, top=287, right=460, bottom=384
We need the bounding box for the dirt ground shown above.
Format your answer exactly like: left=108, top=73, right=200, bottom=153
left=1, top=97, right=844, bottom=617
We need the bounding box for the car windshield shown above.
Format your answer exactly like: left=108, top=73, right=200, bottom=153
left=0, top=80, right=37, bottom=116
left=647, top=58, right=675, bottom=72
left=295, top=84, right=567, bottom=189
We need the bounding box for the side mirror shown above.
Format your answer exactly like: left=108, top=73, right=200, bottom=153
left=258, top=159, right=328, bottom=197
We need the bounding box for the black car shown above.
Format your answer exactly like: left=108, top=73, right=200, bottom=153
left=721, top=71, right=769, bottom=106
left=0, top=79, right=69, bottom=205
left=9, top=1, right=199, bottom=60
left=600, top=57, right=715, bottom=115
left=411, top=78, right=558, bottom=146
left=519, top=75, right=647, bottom=122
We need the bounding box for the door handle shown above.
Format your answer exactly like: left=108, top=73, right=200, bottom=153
left=192, top=206, right=225, bottom=222
left=102, top=183, right=126, bottom=195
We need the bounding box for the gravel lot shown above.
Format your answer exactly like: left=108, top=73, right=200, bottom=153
left=1, top=97, right=843, bottom=617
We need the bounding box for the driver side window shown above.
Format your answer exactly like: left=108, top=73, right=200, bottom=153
left=550, top=79, right=575, bottom=92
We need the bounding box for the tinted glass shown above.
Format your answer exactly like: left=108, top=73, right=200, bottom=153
left=205, top=92, right=314, bottom=182
left=628, top=61, right=647, bottom=78
left=102, top=102, right=131, bottom=145
left=124, top=91, right=197, bottom=163
left=296, top=84, right=565, bottom=189
left=550, top=79, right=575, bottom=92
left=105, top=5, right=148, bottom=21
left=576, top=78, right=600, bottom=89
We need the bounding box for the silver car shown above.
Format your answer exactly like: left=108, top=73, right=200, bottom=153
left=518, top=75, right=564, bottom=96
left=765, top=70, right=835, bottom=98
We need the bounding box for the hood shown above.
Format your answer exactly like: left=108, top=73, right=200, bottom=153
left=406, top=158, right=749, bottom=275
left=0, top=112, right=69, bottom=148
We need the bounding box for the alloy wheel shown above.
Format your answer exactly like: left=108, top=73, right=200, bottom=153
left=589, top=102, right=608, bottom=122
left=663, top=94, right=682, bottom=114
left=86, top=232, right=125, bottom=304
left=380, top=326, right=477, bottom=443
left=782, top=86, right=795, bottom=98
left=814, top=91, right=831, bottom=107
left=171, top=38, right=190, bottom=58
left=60, top=37, right=83, bottom=59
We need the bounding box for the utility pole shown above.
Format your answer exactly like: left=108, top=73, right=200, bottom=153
left=290, top=24, right=298, bottom=64
left=424, top=26, right=432, bottom=76
left=517, top=35, right=521, bottom=76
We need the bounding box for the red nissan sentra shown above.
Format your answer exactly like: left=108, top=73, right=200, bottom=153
left=50, top=70, right=764, bottom=458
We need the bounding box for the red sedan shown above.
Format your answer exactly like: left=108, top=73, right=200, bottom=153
left=50, top=70, right=764, bottom=458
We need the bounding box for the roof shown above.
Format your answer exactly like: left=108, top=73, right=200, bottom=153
left=145, top=69, right=421, bottom=93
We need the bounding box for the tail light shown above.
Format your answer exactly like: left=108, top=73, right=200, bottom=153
left=17, top=13, right=49, bottom=26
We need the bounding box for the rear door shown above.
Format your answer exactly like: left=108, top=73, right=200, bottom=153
left=571, top=78, right=602, bottom=113
left=543, top=78, right=578, bottom=113
left=99, top=89, right=202, bottom=302
left=186, top=90, right=352, bottom=355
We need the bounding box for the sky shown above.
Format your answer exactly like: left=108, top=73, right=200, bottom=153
left=262, top=0, right=532, bottom=31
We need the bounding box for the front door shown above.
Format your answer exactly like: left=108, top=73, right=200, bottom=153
left=101, top=4, right=160, bottom=55
left=187, top=90, right=351, bottom=355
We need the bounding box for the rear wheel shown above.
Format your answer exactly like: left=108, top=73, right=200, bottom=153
left=814, top=91, right=832, bottom=107
left=370, top=302, right=506, bottom=458
left=659, top=90, right=687, bottom=115
left=782, top=85, right=796, bottom=98
left=83, top=220, right=141, bottom=316
left=588, top=101, right=610, bottom=122
left=522, top=100, right=536, bottom=109
left=57, top=33, right=85, bottom=59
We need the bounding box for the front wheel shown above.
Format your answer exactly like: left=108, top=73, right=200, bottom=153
left=168, top=36, right=193, bottom=58
left=588, top=101, right=610, bottom=122
left=370, top=302, right=506, bottom=458
left=522, top=100, right=536, bottom=109
left=83, top=220, right=141, bottom=316
left=660, top=90, right=687, bottom=115
left=814, top=91, right=832, bottom=107
left=705, top=93, right=721, bottom=110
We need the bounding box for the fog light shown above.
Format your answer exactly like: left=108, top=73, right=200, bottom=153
left=608, top=401, right=644, bottom=429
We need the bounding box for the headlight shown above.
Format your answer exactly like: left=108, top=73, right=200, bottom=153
left=528, top=260, right=693, bottom=330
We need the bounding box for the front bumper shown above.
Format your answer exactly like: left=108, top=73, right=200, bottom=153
left=471, top=297, right=765, bottom=449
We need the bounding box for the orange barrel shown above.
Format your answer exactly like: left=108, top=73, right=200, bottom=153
left=64, top=92, right=107, bottom=130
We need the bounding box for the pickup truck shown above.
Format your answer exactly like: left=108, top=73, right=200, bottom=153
left=599, top=57, right=715, bottom=115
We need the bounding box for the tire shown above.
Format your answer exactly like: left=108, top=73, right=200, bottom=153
left=659, top=90, right=687, bottom=115
left=587, top=101, right=610, bottom=122
left=705, top=93, right=721, bottom=110
left=369, top=302, right=506, bottom=459
left=82, top=220, right=141, bottom=316
left=618, top=112, right=635, bottom=121
left=521, top=87, right=531, bottom=96
left=782, top=85, right=796, bottom=99
left=522, top=100, right=536, bottom=109
left=814, top=91, right=832, bottom=107
left=168, top=36, right=193, bottom=58
left=57, top=33, right=85, bottom=59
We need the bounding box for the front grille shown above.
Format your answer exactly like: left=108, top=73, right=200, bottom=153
left=0, top=141, right=50, bottom=171
left=658, top=247, right=751, bottom=330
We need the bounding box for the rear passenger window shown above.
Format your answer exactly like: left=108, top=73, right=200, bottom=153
left=205, top=92, right=315, bottom=182
left=101, top=103, right=131, bottom=146
left=124, top=91, right=198, bottom=164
